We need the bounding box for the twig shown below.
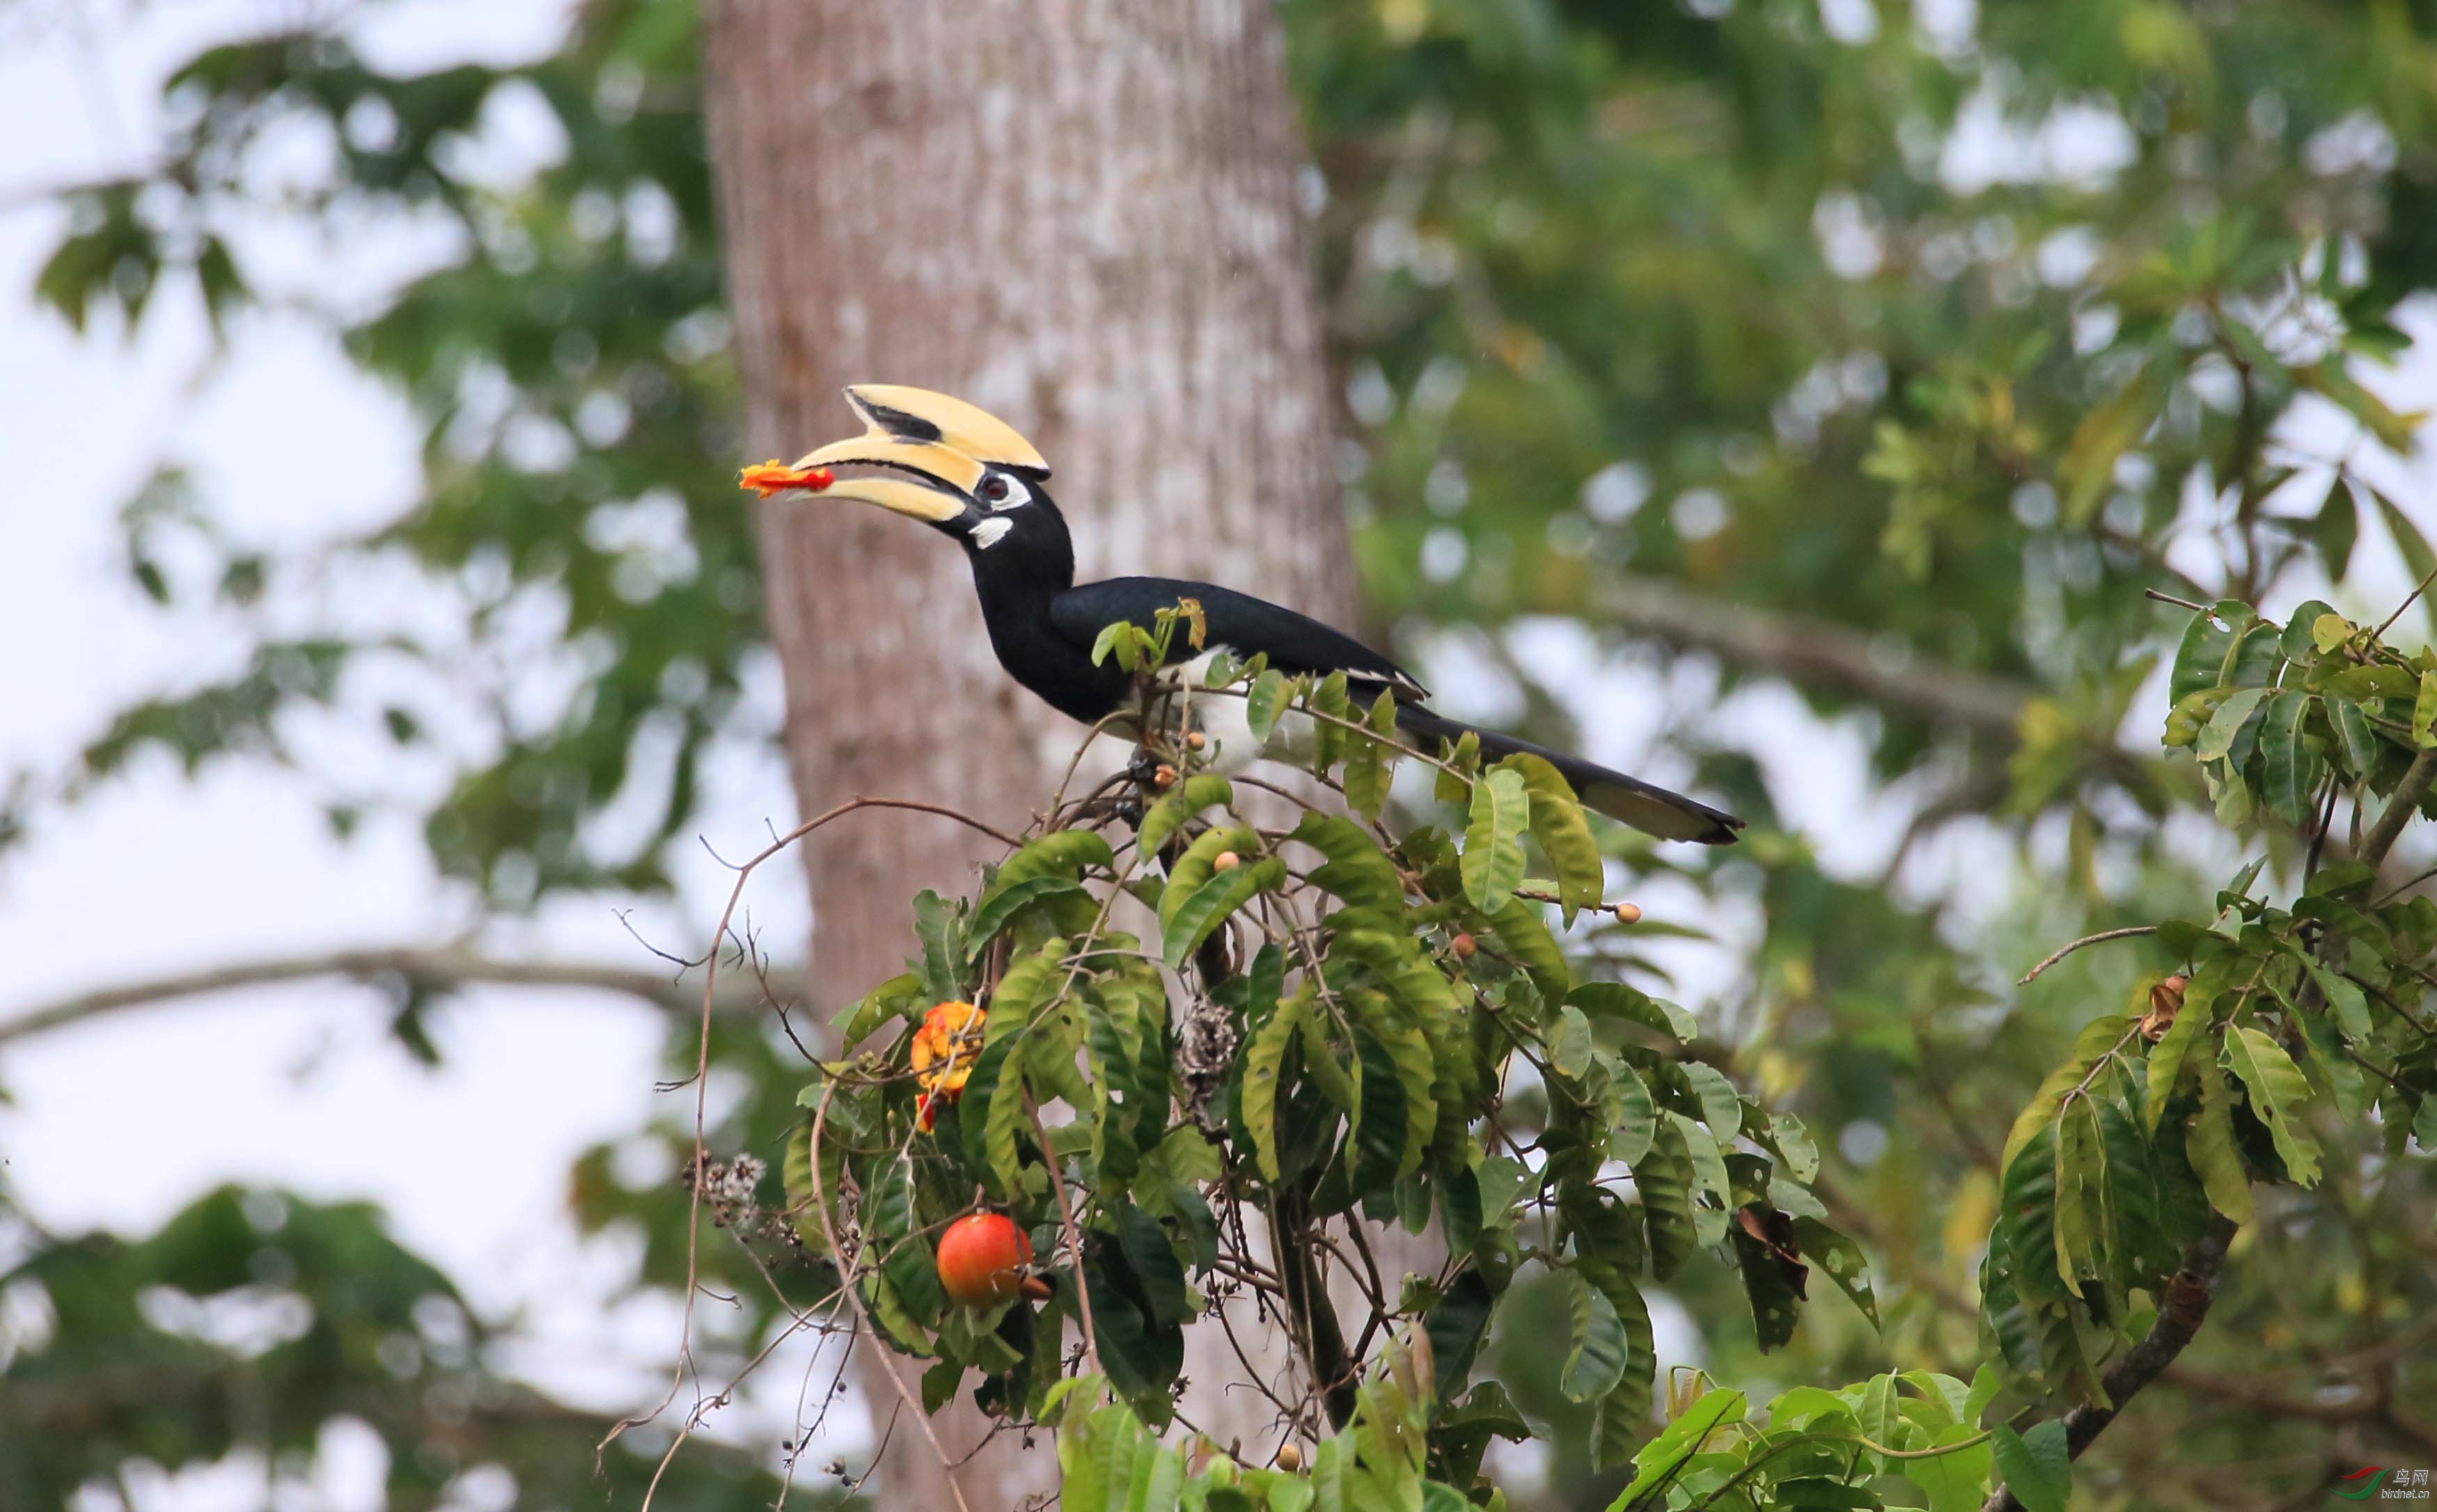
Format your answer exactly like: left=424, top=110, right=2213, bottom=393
left=2016, top=927, right=2159, bottom=986
left=2358, top=748, right=2437, bottom=876
left=597, top=795, right=1016, bottom=1483
left=2373, top=558, right=2437, bottom=640
left=1028, top=1098, right=1102, bottom=1378
left=0, top=947, right=797, bottom=1048
left=2144, top=588, right=2216, bottom=613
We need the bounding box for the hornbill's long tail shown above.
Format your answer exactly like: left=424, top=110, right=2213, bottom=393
left=1393, top=706, right=1744, bottom=846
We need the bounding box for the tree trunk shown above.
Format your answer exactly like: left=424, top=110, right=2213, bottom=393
left=700, top=1, right=1347, bottom=1501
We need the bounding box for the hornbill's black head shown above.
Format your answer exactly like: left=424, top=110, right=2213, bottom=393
left=778, top=386, right=1072, bottom=578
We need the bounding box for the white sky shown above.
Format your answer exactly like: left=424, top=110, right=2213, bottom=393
left=7, top=1, right=2437, bottom=1506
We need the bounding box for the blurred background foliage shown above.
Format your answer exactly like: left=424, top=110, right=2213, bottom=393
left=8, top=0, right=2437, bottom=1506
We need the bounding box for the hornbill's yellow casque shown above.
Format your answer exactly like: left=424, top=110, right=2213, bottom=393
left=744, top=386, right=1743, bottom=844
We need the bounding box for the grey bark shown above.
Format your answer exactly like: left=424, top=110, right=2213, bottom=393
left=700, top=0, right=1347, bottom=1500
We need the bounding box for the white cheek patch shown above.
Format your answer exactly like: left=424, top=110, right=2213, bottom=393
left=971, top=517, right=1014, bottom=550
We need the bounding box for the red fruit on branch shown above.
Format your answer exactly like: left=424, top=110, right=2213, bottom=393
left=936, top=1213, right=1033, bottom=1307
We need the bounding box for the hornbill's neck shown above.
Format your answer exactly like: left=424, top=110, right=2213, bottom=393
left=962, top=490, right=1125, bottom=724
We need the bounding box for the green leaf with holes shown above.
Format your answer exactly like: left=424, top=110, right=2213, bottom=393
left=1791, top=1216, right=1879, bottom=1328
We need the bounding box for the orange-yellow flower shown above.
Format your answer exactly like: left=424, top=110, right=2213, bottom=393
left=739, top=461, right=835, bottom=498
left=911, top=1000, right=985, bottom=1132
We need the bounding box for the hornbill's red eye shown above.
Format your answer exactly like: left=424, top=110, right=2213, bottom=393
left=980, top=475, right=1010, bottom=502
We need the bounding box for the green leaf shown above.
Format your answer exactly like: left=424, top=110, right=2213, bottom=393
left=913, top=889, right=969, bottom=1002
left=2193, top=686, right=2266, bottom=763
left=2222, top=1025, right=2322, bottom=1186
left=1461, top=766, right=1530, bottom=911
left=2309, top=472, right=2362, bottom=577
left=2418, top=670, right=2437, bottom=749
left=1560, top=1269, right=1631, bottom=1402
left=836, top=970, right=924, bottom=1047
left=1242, top=995, right=1302, bottom=1181
left=870, top=1158, right=945, bottom=1324
left=1729, top=1218, right=1804, bottom=1352
left=1483, top=893, right=1572, bottom=1005
left=1136, top=774, right=1235, bottom=858
left=1769, top=1113, right=1821, bottom=1183
left=1989, top=1420, right=2071, bottom=1512
left=1498, top=753, right=1604, bottom=922
left=2301, top=956, right=2374, bottom=1040
left=2143, top=991, right=2210, bottom=1132
left=1682, top=1062, right=1744, bottom=1141
left=994, top=829, right=1115, bottom=889
left=1343, top=686, right=1402, bottom=821
left=2060, top=368, right=2157, bottom=526
left=1350, top=1025, right=1411, bottom=1186
left=2189, top=1068, right=2255, bottom=1222
left=2051, top=1098, right=2105, bottom=1299
left=1158, top=825, right=1258, bottom=934
left=1293, top=812, right=1405, bottom=913
left=1570, top=982, right=1700, bottom=1042
left=1433, top=730, right=1482, bottom=805
left=965, top=874, right=1086, bottom=959
left=1637, top=1115, right=1700, bottom=1281
left=2001, top=1016, right=2134, bottom=1174
left=1310, top=670, right=1350, bottom=771
left=961, top=1032, right=1030, bottom=1198
left=1902, top=1426, right=1995, bottom=1512
left=1550, top=1003, right=1595, bottom=1080
left=1295, top=1006, right=1358, bottom=1111
left=2257, top=688, right=2313, bottom=826
left=1611, top=1063, right=1658, bottom=1167
left=1246, top=668, right=1292, bottom=742
left=1791, top=1216, right=1880, bottom=1328
left=1999, top=1122, right=2067, bottom=1308
left=1608, top=1389, right=1747, bottom=1511
left=2331, top=697, right=2379, bottom=778
left=1091, top=620, right=1142, bottom=672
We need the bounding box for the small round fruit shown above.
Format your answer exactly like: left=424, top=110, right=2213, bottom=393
left=1213, top=851, right=1241, bottom=872
left=1450, top=931, right=1477, bottom=959
left=1153, top=763, right=1178, bottom=789
left=936, top=1213, right=1034, bottom=1307
left=1186, top=731, right=1207, bottom=750
left=1275, top=1443, right=1303, bottom=1472
left=1613, top=901, right=1643, bottom=925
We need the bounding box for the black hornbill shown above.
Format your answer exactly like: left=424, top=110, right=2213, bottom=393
left=744, top=386, right=1743, bottom=844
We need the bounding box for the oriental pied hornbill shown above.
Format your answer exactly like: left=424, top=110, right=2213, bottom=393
left=743, top=386, right=1743, bottom=844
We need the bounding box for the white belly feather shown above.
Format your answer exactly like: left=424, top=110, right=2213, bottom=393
left=1163, top=647, right=1321, bottom=775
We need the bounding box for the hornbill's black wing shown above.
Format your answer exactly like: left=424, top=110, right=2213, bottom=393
left=1049, top=577, right=1427, bottom=695
left=1047, top=576, right=1743, bottom=845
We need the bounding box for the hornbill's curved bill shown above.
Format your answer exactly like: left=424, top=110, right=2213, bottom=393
left=744, top=386, right=1743, bottom=844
